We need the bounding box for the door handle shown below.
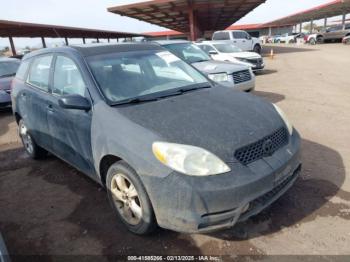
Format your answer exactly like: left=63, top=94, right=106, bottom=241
left=21, top=93, right=26, bottom=97
left=233, top=41, right=237, bottom=43
left=243, top=40, right=246, bottom=42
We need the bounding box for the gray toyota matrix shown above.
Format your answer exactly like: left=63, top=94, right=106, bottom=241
left=11, top=43, right=301, bottom=235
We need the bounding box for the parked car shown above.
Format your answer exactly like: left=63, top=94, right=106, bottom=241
left=156, top=40, right=255, bottom=92
left=342, top=35, right=350, bottom=45
left=212, top=30, right=262, bottom=54
left=0, top=57, right=20, bottom=108
left=276, top=33, right=305, bottom=44
left=196, top=41, right=265, bottom=72
left=12, top=43, right=301, bottom=235
left=305, top=33, right=321, bottom=45
left=317, top=24, right=350, bottom=42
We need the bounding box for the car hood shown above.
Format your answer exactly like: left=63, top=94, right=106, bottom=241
left=192, top=60, right=249, bottom=75
left=230, top=52, right=261, bottom=59
left=0, top=77, right=12, bottom=91
left=117, top=87, right=285, bottom=162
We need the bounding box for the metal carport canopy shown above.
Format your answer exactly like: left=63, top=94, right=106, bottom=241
left=0, top=19, right=145, bottom=38
left=265, top=0, right=350, bottom=26
left=107, top=0, right=266, bottom=40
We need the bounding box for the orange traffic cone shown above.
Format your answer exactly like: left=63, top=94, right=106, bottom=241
left=270, top=49, right=274, bottom=59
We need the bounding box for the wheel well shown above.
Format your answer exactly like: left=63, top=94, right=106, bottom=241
left=346, top=33, right=350, bottom=37
left=99, top=155, right=122, bottom=186
left=14, top=112, right=21, bottom=124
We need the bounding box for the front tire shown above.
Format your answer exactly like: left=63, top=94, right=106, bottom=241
left=253, top=44, right=261, bottom=54
left=310, top=38, right=316, bottom=45
left=19, top=119, right=47, bottom=159
left=106, top=161, right=156, bottom=235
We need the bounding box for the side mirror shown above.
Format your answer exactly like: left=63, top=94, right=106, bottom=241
left=246, top=35, right=252, bottom=40
left=209, top=50, right=219, bottom=55
left=58, top=94, right=91, bottom=111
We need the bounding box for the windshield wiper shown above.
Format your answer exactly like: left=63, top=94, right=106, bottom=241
left=111, top=85, right=211, bottom=106
left=111, top=97, right=159, bottom=106
left=192, top=59, right=210, bottom=63
left=0, top=73, right=15, bottom=78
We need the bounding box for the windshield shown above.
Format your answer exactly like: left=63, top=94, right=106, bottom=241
left=213, top=44, right=242, bottom=53
left=0, top=61, right=20, bottom=78
left=164, top=43, right=211, bottom=64
left=87, top=50, right=210, bottom=104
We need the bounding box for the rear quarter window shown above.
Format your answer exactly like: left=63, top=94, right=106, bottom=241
left=16, top=60, right=30, bottom=80
left=213, top=32, right=230, bottom=40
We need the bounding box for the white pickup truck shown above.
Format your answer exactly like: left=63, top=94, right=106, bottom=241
left=212, top=30, right=262, bottom=54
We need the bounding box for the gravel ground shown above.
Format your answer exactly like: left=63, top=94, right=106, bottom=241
left=0, top=43, right=349, bottom=259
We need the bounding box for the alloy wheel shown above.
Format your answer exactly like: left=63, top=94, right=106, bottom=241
left=19, top=122, right=34, bottom=155
left=111, top=173, right=142, bottom=225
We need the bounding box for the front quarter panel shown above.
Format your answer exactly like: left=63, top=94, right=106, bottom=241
left=91, top=101, right=172, bottom=182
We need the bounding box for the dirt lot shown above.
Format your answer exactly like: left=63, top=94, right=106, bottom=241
left=1, top=43, right=350, bottom=259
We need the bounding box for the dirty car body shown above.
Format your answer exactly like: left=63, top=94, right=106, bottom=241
left=12, top=43, right=301, bottom=234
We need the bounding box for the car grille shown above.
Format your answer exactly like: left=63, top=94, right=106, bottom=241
left=247, top=58, right=263, bottom=66
left=232, top=70, right=251, bottom=84
left=234, top=127, right=289, bottom=165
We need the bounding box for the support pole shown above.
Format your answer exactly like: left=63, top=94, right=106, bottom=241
left=342, top=12, right=346, bottom=30
left=9, top=36, right=16, bottom=56
left=41, top=37, right=46, bottom=48
left=96, top=38, right=99, bottom=43
left=108, top=38, right=110, bottom=43
left=65, top=37, right=69, bottom=46
left=82, top=37, right=86, bottom=44
left=188, top=3, right=197, bottom=41
left=117, top=38, right=119, bottom=42
left=310, top=19, right=314, bottom=33
left=324, top=17, right=328, bottom=30
left=268, top=27, right=272, bottom=36
left=299, top=23, right=303, bottom=33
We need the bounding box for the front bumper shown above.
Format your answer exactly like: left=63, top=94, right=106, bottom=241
left=252, top=63, right=265, bottom=71
left=143, top=130, right=301, bottom=233
left=0, top=90, right=11, bottom=108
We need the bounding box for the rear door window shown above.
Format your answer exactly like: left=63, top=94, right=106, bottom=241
left=27, top=55, right=53, bottom=91
left=233, top=31, right=245, bottom=39
left=52, top=56, right=86, bottom=97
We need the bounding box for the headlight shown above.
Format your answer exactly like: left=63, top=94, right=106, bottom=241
left=208, top=73, right=229, bottom=82
left=273, top=104, right=293, bottom=135
left=152, top=142, right=231, bottom=176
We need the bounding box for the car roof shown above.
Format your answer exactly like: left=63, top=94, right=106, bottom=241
left=0, top=57, right=20, bottom=63
left=23, top=43, right=164, bottom=59
left=196, top=41, right=231, bottom=45
left=153, top=40, right=190, bottom=46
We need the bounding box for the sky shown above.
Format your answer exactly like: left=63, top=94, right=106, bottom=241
left=0, top=0, right=344, bottom=48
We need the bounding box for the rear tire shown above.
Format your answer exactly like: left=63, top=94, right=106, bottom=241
left=345, top=38, right=350, bottom=45
left=106, top=161, right=157, bottom=235
left=253, top=44, right=261, bottom=54
left=18, top=119, right=47, bottom=159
